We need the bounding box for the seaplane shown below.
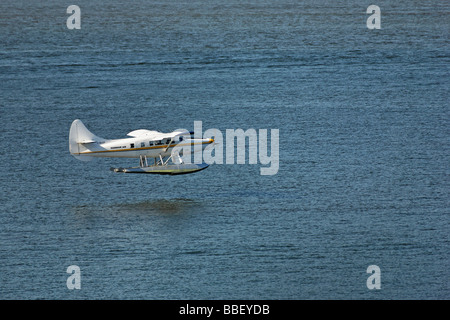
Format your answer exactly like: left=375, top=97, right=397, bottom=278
left=69, top=119, right=214, bottom=175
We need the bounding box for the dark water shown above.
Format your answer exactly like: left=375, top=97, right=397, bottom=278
left=0, top=0, right=448, bottom=299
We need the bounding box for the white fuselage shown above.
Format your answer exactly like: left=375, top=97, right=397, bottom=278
left=75, top=136, right=213, bottom=158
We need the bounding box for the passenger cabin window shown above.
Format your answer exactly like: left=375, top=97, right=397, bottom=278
left=130, top=143, right=135, bottom=148
left=149, top=141, right=153, bottom=146
left=141, top=142, right=145, bottom=148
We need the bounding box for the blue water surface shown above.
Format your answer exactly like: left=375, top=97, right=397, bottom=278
left=0, top=0, right=448, bottom=299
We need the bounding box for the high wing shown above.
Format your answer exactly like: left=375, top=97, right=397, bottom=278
left=127, top=129, right=193, bottom=141
left=127, top=129, right=161, bottom=138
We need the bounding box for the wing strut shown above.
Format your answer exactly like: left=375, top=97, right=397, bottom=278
left=164, top=139, right=173, bottom=152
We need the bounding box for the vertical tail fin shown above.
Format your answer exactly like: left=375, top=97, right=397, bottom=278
left=69, top=119, right=104, bottom=161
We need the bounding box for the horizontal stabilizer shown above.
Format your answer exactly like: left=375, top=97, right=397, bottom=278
left=78, top=139, right=97, bottom=144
